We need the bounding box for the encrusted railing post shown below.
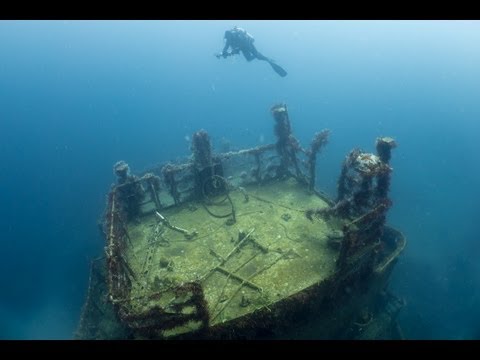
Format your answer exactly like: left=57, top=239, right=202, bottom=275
left=162, top=164, right=181, bottom=205
left=113, top=161, right=145, bottom=221
left=307, top=130, right=330, bottom=192
left=144, top=173, right=162, bottom=210
left=191, top=129, right=225, bottom=199
left=305, top=137, right=397, bottom=276
left=334, top=138, right=396, bottom=218
left=375, top=137, right=397, bottom=200
left=271, top=104, right=302, bottom=179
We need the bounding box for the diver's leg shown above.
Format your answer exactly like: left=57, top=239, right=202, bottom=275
left=251, top=45, right=270, bottom=61
left=254, top=46, right=287, bottom=77
left=254, top=51, right=269, bottom=61
left=242, top=50, right=255, bottom=62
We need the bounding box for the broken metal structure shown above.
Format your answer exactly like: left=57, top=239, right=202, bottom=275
left=76, top=105, right=406, bottom=339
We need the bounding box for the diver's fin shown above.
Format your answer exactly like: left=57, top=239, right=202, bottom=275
left=268, top=61, right=287, bottom=77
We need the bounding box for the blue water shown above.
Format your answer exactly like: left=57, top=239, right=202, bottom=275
left=1, top=20, right=479, bottom=339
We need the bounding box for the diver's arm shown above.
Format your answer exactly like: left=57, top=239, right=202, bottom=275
left=222, top=42, right=230, bottom=57
left=215, top=40, right=231, bottom=59
left=217, top=46, right=240, bottom=59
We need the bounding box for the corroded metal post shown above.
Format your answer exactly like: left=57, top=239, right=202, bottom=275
left=307, top=130, right=330, bottom=192
left=191, top=130, right=225, bottom=199
left=192, top=130, right=213, bottom=173
left=162, top=164, right=181, bottom=205
left=271, top=104, right=302, bottom=179
left=375, top=137, right=397, bottom=200
left=144, top=173, right=162, bottom=210
left=113, top=161, right=145, bottom=221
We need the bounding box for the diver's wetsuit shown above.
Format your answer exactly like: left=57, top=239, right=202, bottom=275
left=217, top=27, right=287, bottom=77
left=221, top=27, right=268, bottom=61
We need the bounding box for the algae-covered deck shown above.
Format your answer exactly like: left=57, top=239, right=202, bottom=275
left=77, top=104, right=404, bottom=339
left=125, top=179, right=341, bottom=331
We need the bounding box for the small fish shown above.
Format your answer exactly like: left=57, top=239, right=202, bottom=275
left=184, top=135, right=190, bottom=142
left=258, top=134, right=264, bottom=143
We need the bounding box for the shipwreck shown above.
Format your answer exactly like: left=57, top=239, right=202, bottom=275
left=76, top=104, right=406, bottom=339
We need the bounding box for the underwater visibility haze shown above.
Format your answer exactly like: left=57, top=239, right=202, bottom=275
left=0, top=20, right=480, bottom=339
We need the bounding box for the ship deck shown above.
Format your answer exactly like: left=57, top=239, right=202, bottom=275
left=124, top=178, right=343, bottom=335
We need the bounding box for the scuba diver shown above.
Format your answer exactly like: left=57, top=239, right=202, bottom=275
left=216, top=26, right=287, bottom=77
